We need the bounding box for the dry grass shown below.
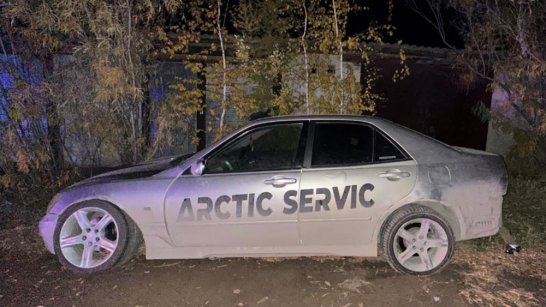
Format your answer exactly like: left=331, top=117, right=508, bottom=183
left=453, top=176, right=546, bottom=306
left=0, top=225, right=48, bottom=258
left=454, top=243, right=545, bottom=306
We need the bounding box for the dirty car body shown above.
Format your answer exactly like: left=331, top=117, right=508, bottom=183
left=39, top=115, right=508, bottom=274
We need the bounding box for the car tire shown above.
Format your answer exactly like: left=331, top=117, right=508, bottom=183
left=381, top=205, right=455, bottom=275
left=115, top=213, right=143, bottom=268
left=53, top=200, right=130, bottom=274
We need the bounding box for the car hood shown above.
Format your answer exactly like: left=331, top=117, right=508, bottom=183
left=73, top=153, right=194, bottom=186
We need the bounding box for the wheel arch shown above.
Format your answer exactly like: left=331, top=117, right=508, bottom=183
left=60, top=198, right=145, bottom=245
left=377, top=201, right=462, bottom=246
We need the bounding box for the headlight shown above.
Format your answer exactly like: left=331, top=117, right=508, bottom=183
left=46, top=193, right=62, bottom=213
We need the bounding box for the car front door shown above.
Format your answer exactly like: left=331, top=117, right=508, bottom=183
left=298, top=121, right=417, bottom=255
left=165, top=121, right=307, bottom=248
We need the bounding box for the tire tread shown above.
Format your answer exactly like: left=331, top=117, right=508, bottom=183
left=115, top=213, right=143, bottom=268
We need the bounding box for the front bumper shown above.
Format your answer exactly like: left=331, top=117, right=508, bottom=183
left=38, top=213, right=58, bottom=254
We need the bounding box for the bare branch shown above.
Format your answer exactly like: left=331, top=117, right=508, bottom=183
left=406, top=0, right=456, bottom=49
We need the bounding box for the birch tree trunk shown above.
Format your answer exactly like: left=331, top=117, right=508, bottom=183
left=126, top=0, right=141, bottom=163
left=217, top=0, right=228, bottom=135
left=332, top=0, right=344, bottom=114
left=301, top=0, right=310, bottom=114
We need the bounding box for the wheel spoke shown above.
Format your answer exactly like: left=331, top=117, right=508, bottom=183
left=396, top=228, right=415, bottom=241
left=417, top=219, right=431, bottom=238
left=419, top=250, right=433, bottom=270
left=60, top=235, right=83, bottom=248
left=74, top=210, right=91, bottom=230
left=80, top=245, right=95, bottom=268
left=94, top=213, right=113, bottom=231
left=98, top=239, right=116, bottom=253
left=428, top=239, right=448, bottom=248
left=397, top=247, right=416, bottom=264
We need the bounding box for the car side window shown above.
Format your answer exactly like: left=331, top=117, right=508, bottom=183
left=311, top=123, right=373, bottom=167
left=204, top=123, right=304, bottom=174
left=374, top=130, right=406, bottom=162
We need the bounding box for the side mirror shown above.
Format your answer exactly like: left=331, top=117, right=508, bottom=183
left=190, top=159, right=205, bottom=176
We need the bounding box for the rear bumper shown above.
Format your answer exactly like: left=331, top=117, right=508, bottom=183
left=38, top=213, right=58, bottom=254
left=462, top=195, right=503, bottom=240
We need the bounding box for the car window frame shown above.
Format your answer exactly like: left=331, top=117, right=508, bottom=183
left=303, top=120, right=411, bottom=169
left=200, top=120, right=309, bottom=175
left=373, top=127, right=412, bottom=164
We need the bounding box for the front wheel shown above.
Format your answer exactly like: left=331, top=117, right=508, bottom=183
left=381, top=205, right=455, bottom=275
left=53, top=201, right=130, bottom=274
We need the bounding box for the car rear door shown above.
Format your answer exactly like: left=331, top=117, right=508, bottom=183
left=298, top=121, right=417, bottom=254
left=165, top=121, right=307, bottom=248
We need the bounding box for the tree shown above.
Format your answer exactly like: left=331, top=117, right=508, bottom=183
left=300, top=0, right=405, bottom=114
left=230, top=0, right=407, bottom=117
left=0, top=0, right=81, bottom=207
left=0, top=0, right=184, bottom=209
left=158, top=0, right=256, bottom=144
left=448, top=0, right=546, bottom=170
left=409, top=0, right=545, bottom=171
left=162, top=0, right=408, bottom=144
left=0, top=0, right=410, bottom=211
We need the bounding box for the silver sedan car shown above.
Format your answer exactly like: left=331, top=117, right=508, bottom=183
left=39, top=115, right=508, bottom=275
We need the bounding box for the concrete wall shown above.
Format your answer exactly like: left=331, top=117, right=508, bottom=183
left=485, top=87, right=514, bottom=156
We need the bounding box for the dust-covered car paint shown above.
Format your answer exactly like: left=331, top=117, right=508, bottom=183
left=39, top=115, right=507, bottom=273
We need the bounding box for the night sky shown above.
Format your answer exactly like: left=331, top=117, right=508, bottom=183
left=348, top=0, right=463, bottom=49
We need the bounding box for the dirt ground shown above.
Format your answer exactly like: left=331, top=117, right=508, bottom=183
left=1, top=226, right=544, bottom=307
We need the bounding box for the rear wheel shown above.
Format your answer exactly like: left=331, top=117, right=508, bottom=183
left=381, top=205, right=455, bottom=275
left=53, top=201, right=130, bottom=274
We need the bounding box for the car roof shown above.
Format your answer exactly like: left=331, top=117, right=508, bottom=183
left=251, top=114, right=386, bottom=124
left=250, top=115, right=461, bottom=164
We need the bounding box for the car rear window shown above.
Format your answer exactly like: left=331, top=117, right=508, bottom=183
left=374, top=130, right=406, bottom=162
left=312, top=123, right=373, bottom=167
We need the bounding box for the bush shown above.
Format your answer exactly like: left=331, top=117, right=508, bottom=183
left=0, top=166, right=82, bottom=229
left=502, top=176, right=546, bottom=247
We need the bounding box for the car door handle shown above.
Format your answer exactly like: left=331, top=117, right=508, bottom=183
left=264, top=177, right=297, bottom=187
left=379, top=169, right=411, bottom=181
